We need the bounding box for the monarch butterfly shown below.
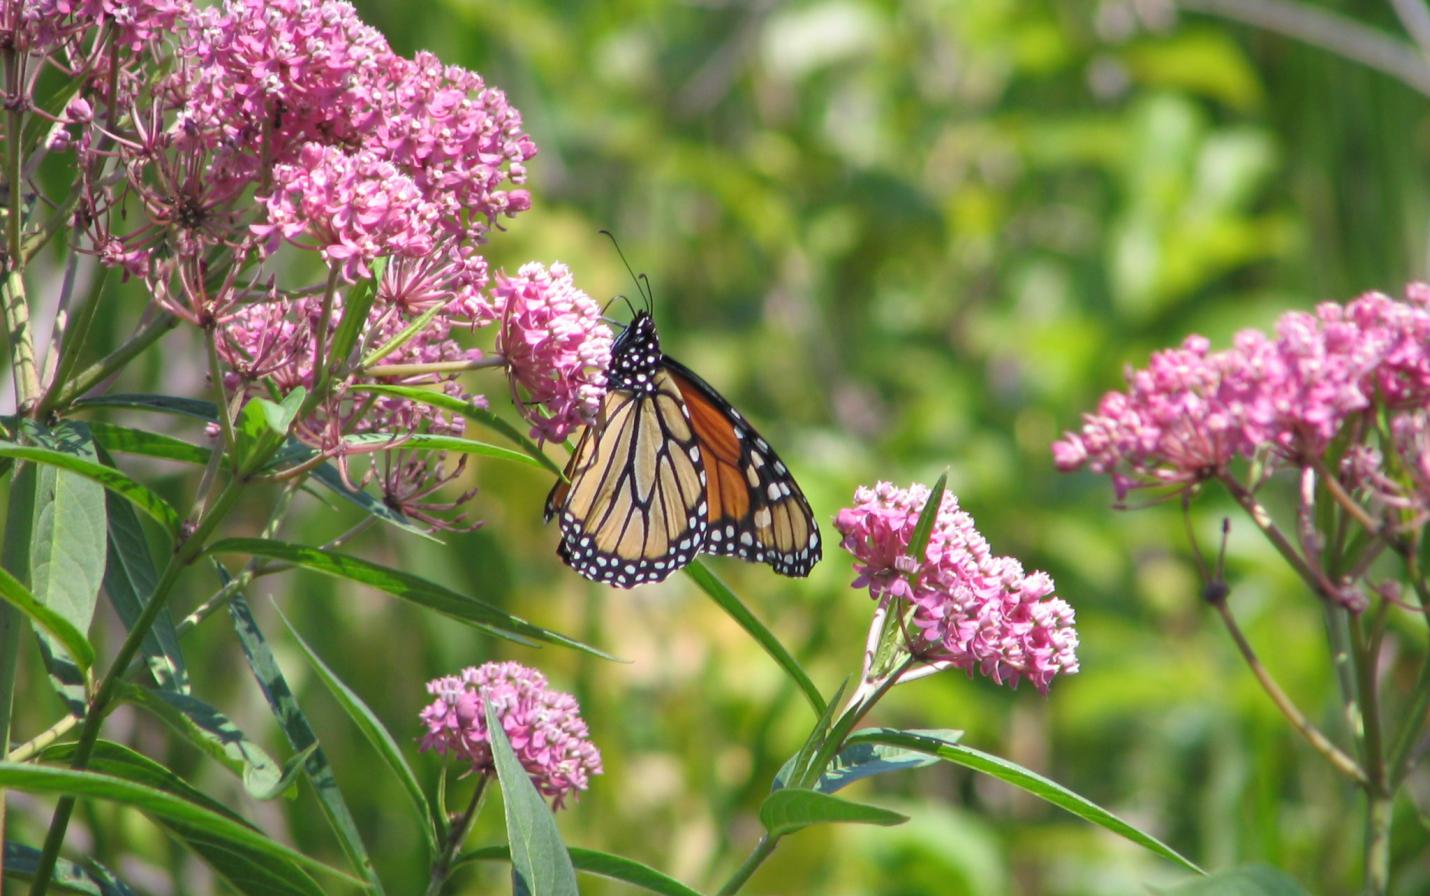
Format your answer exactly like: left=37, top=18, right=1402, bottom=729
left=545, top=309, right=821, bottom=588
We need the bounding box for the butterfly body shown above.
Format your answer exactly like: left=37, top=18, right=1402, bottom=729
left=546, top=311, right=820, bottom=588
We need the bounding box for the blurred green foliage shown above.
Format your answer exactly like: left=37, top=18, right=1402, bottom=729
left=8, top=1, right=1430, bottom=894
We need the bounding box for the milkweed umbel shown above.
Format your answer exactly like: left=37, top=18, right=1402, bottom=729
left=545, top=310, right=822, bottom=588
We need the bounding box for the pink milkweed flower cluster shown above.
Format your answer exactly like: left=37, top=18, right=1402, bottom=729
left=1053, top=284, right=1430, bottom=504
left=835, top=482, right=1079, bottom=694
left=419, top=662, right=602, bottom=809
left=494, top=262, right=614, bottom=442
left=11, top=0, right=616, bottom=528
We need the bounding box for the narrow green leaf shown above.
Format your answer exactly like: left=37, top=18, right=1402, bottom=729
left=485, top=699, right=580, bottom=896
left=853, top=729, right=1204, bottom=874
left=87, top=421, right=212, bottom=465
left=100, top=470, right=187, bottom=691
left=771, top=677, right=849, bottom=791
left=0, top=442, right=179, bottom=534
left=350, top=384, right=564, bottom=477
left=71, top=393, right=218, bottom=420
left=758, top=788, right=908, bottom=837
left=229, top=590, right=390, bottom=890
left=339, top=432, right=546, bottom=470
left=41, top=740, right=249, bottom=825
left=456, top=845, right=703, bottom=896
left=683, top=560, right=824, bottom=716
left=276, top=603, right=439, bottom=857
left=0, top=763, right=360, bottom=888
left=207, top=537, right=614, bottom=658
left=906, top=470, right=947, bottom=564
left=0, top=566, right=94, bottom=671
left=116, top=683, right=293, bottom=800
left=26, top=421, right=107, bottom=714
left=3, top=841, right=137, bottom=896
left=37, top=739, right=325, bottom=896
left=1151, top=865, right=1304, bottom=894
left=329, top=259, right=383, bottom=371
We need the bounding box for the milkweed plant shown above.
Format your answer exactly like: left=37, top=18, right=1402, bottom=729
left=0, top=3, right=1420, bottom=896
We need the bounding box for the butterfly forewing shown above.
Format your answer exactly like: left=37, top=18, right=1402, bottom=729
left=546, top=316, right=709, bottom=588
left=665, top=357, right=822, bottom=577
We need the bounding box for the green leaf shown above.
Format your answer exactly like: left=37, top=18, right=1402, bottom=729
left=3, top=841, right=137, bottom=896
left=41, top=740, right=248, bottom=825
left=339, top=432, right=546, bottom=470
left=1152, top=865, right=1305, bottom=894
left=36, top=740, right=325, bottom=896
left=0, top=763, right=358, bottom=890
left=907, top=469, right=947, bottom=564
left=0, top=565, right=94, bottom=671
left=71, top=393, right=218, bottom=421
left=233, top=389, right=306, bottom=474
left=25, top=421, right=108, bottom=715
left=852, top=729, right=1204, bottom=874
left=775, top=726, right=956, bottom=795
left=456, top=845, right=702, bottom=896
left=359, top=289, right=443, bottom=368
left=100, top=472, right=187, bottom=691
left=87, top=421, right=212, bottom=465
left=328, top=259, right=383, bottom=373
left=116, top=683, right=294, bottom=800
left=228, top=590, right=390, bottom=890
left=485, top=699, right=580, bottom=896
left=207, top=537, right=614, bottom=658
left=0, top=441, right=179, bottom=534
left=758, top=788, right=908, bottom=837
left=276, top=603, right=439, bottom=857
left=683, top=560, right=825, bottom=716
left=350, top=384, right=564, bottom=477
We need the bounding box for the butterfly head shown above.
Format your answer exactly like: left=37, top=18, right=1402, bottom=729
left=608, top=311, right=663, bottom=394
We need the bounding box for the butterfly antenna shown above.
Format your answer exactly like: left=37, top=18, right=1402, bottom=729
left=638, top=273, right=655, bottom=313
left=599, top=229, right=651, bottom=310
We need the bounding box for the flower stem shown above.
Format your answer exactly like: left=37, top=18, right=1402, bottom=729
left=363, top=356, right=507, bottom=377
left=424, top=774, right=490, bottom=896
left=28, top=480, right=243, bottom=896
left=715, top=834, right=779, bottom=896
left=1220, top=473, right=1345, bottom=605
left=1212, top=601, right=1367, bottom=785
left=1351, top=613, right=1391, bottom=895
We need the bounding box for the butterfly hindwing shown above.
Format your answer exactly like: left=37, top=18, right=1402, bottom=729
left=664, top=356, right=821, bottom=577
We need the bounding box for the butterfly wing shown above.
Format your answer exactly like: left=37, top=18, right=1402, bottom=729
left=664, top=356, right=821, bottom=577
left=546, top=370, right=709, bottom=588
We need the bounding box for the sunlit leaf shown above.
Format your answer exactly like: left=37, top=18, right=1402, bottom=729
left=0, top=441, right=179, bottom=534
left=0, top=763, right=359, bottom=891
left=852, top=728, right=1204, bottom=874
left=207, top=537, right=613, bottom=658
left=485, top=699, right=579, bottom=896
left=758, top=788, right=908, bottom=837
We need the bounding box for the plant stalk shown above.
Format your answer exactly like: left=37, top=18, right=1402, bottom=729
left=424, top=774, right=490, bottom=896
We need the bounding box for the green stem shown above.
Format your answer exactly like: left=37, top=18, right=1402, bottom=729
left=1220, top=474, right=1340, bottom=604
left=0, top=437, right=39, bottom=886
left=424, top=774, right=490, bottom=896
left=36, top=262, right=108, bottom=418
left=51, top=313, right=179, bottom=408
left=28, top=479, right=243, bottom=896
left=1351, top=615, right=1391, bottom=895
left=2, top=47, right=39, bottom=413
left=715, top=835, right=779, bottom=896
left=6, top=713, right=79, bottom=763
left=363, top=356, right=506, bottom=378
left=1213, top=602, right=1366, bottom=784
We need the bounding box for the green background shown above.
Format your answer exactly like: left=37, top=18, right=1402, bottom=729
left=9, top=1, right=1430, bottom=893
